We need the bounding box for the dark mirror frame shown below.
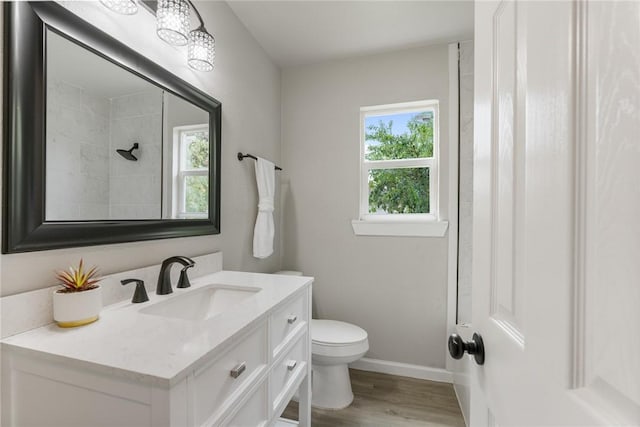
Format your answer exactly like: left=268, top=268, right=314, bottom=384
left=2, top=2, right=222, bottom=254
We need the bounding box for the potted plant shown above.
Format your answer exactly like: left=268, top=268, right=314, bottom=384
left=53, top=259, right=102, bottom=328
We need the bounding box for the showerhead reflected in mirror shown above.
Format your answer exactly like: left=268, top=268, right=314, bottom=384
left=45, top=30, right=209, bottom=221
left=116, top=143, right=139, bottom=161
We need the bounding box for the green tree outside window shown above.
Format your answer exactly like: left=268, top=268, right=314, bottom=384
left=183, top=132, right=209, bottom=214
left=366, top=113, right=433, bottom=214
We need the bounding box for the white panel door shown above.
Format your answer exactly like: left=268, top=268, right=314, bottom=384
left=470, top=0, right=640, bottom=425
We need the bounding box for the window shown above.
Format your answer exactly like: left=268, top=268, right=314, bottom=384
left=353, top=100, right=447, bottom=237
left=361, top=100, right=438, bottom=218
left=172, top=124, right=209, bottom=218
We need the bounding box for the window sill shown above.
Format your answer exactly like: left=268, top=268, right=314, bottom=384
left=351, top=217, right=449, bottom=237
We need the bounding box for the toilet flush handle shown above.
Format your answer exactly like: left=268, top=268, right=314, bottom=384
left=287, top=315, right=297, bottom=324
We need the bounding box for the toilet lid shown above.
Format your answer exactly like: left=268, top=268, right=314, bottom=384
left=311, top=319, right=368, bottom=345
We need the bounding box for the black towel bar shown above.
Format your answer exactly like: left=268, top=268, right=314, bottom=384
left=237, top=152, right=282, bottom=170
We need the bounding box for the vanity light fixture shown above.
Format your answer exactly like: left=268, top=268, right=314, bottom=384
left=156, top=0, right=191, bottom=46
left=99, top=0, right=215, bottom=72
left=100, top=0, right=138, bottom=15
left=187, top=4, right=215, bottom=71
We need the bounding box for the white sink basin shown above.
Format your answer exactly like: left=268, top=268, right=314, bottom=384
left=141, top=285, right=260, bottom=321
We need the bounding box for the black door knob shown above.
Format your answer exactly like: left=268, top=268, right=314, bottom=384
left=448, top=333, right=485, bottom=365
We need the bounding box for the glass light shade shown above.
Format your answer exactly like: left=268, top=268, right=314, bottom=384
left=188, top=29, right=215, bottom=72
left=100, top=0, right=138, bottom=15
left=156, top=0, right=190, bottom=46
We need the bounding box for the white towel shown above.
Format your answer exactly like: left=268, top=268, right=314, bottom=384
left=253, top=157, right=275, bottom=259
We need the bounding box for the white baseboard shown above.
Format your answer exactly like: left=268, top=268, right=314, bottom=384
left=350, top=357, right=452, bottom=384
left=453, top=383, right=470, bottom=427
left=274, top=419, right=298, bottom=426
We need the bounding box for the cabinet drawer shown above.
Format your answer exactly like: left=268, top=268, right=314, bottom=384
left=270, top=291, right=307, bottom=358
left=270, top=334, right=307, bottom=409
left=194, top=322, right=268, bottom=426
left=222, top=381, right=268, bottom=427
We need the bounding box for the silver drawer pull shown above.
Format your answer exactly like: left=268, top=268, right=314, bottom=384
left=286, top=360, right=297, bottom=371
left=287, top=315, right=298, bottom=324
left=230, top=362, right=246, bottom=379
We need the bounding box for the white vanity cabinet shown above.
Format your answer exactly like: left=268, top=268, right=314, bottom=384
left=1, top=273, right=312, bottom=427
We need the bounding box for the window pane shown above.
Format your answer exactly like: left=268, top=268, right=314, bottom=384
left=183, top=131, right=209, bottom=169
left=368, top=167, right=429, bottom=214
left=364, top=111, right=434, bottom=161
left=184, top=175, right=209, bottom=214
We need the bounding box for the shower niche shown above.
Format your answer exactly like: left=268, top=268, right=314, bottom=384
left=3, top=2, right=221, bottom=253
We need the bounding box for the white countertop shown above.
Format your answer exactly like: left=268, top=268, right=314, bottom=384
left=1, top=271, right=312, bottom=387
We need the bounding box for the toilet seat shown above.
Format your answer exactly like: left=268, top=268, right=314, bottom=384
left=311, top=319, right=369, bottom=357
left=312, top=319, right=368, bottom=345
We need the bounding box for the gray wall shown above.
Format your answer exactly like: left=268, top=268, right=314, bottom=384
left=1, top=1, right=282, bottom=296
left=281, top=44, right=451, bottom=368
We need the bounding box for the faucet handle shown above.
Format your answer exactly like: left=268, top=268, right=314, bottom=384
left=177, top=265, right=194, bottom=289
left=121, top=278, right=149, bottom=303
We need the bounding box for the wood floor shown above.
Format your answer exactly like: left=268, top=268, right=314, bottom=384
left=282, top=369, right=465, bottom=427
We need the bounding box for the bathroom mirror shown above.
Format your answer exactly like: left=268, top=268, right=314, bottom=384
left=3, top=2, right=221, bottom=253
left=45, top=30, right=210, bottom=222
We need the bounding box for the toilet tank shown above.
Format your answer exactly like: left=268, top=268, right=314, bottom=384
left=274, top=270, right=303, bottom=276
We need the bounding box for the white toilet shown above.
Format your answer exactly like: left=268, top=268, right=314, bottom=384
left=274, top=271, right=369, bottom=410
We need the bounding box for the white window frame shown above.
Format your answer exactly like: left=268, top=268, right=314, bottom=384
left=172, top=124, right=209, bottom=219
left=352, top=100, right=447, bottom=237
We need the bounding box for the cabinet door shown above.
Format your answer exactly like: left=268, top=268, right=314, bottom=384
left=222, top=381, right=268, bottom=427
left=5, top=357, right=153, bottom=427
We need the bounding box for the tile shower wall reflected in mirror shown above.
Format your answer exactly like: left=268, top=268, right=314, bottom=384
left=45, top=30, right=209, bottom=221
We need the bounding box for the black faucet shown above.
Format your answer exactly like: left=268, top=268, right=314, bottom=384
left=121, top=278, right=149, bottom=303
left=156, top=256, right=195, bottom=295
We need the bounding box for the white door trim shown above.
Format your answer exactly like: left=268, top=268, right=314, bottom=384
left=445, top=42, right=460, bottom=371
